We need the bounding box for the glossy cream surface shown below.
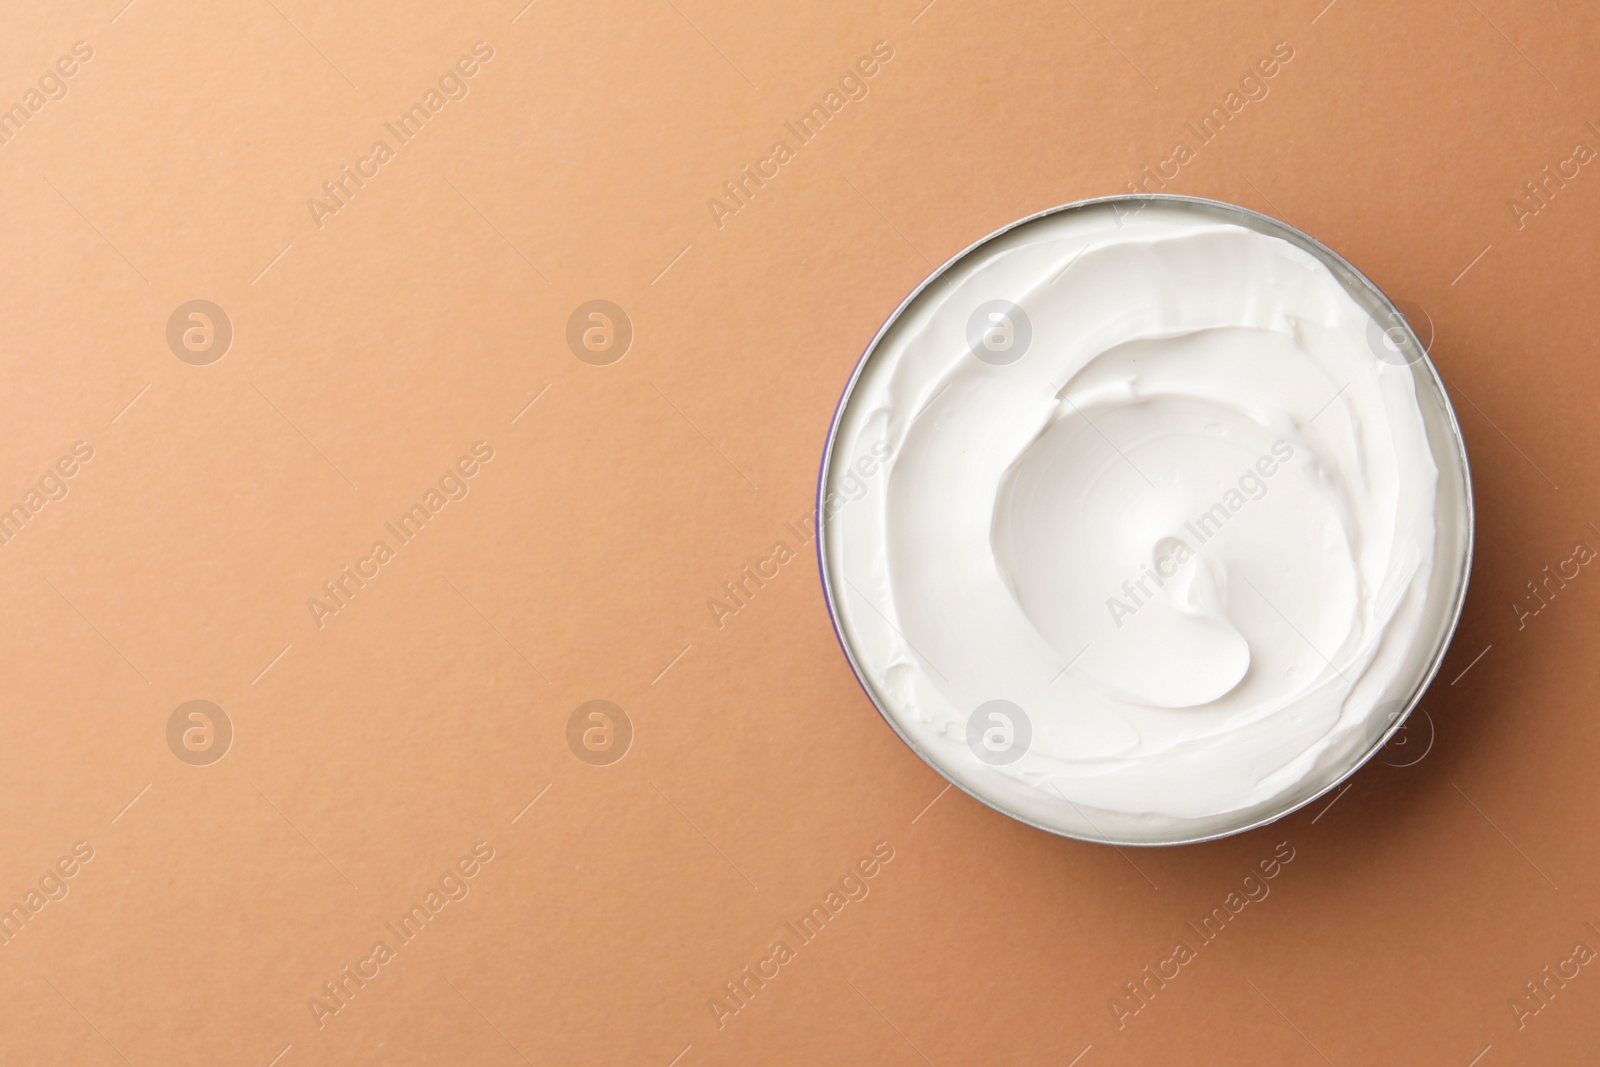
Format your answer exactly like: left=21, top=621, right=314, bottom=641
left=823, top=201, right=1460, bottom=843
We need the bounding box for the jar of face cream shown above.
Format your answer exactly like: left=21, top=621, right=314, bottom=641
left=819, top=195, right=1473, bottom=846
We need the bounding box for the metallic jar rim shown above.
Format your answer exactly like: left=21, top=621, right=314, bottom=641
left=815, top=192, right=1475, bottom=847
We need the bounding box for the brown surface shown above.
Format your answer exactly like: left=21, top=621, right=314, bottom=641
left=0, top=0, right=1595, bottom=1063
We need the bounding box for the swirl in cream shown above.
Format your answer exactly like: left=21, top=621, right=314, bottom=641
left=822, top=199, right=1471, bottom=844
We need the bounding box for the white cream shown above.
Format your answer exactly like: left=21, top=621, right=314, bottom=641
left=822, top=200, right=1471, bottom=844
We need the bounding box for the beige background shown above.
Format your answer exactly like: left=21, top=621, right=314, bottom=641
left=0, top=0, right=1597, bottom=1063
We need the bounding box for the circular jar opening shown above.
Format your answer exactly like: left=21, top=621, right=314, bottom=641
left=819, top=195, right=1473, bottom=846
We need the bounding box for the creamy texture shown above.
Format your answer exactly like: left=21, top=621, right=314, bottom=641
left=823, top=201, right=1470, bottom=844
